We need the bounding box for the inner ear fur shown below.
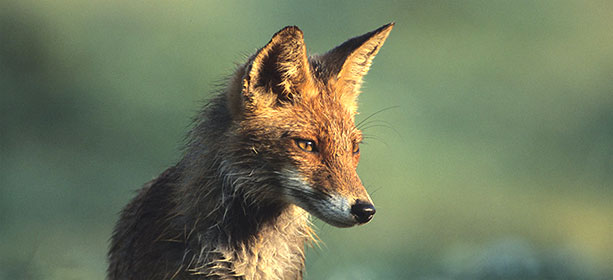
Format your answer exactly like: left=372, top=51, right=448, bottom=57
left=243, top=26, right=314, bottom=107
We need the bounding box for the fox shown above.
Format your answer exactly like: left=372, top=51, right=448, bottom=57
left=108, top=23, right=393, bottom=280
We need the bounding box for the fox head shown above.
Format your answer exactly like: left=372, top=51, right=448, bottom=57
left=225, top=24, right=393, bottom=227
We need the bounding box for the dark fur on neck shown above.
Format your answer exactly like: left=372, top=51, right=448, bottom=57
left=108, top=94, right=312, bottom=280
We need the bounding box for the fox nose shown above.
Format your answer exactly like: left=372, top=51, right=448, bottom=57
left=351, top=201, right=376, bottom=224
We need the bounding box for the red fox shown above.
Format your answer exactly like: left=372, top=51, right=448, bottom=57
left=108, top=23, right=393, bottom=280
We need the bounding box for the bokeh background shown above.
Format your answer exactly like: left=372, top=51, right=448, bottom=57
left=2, top=1, right=612, bottom=279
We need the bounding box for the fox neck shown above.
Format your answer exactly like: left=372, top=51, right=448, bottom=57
left=175, top=96, right=313, bottom=278
left=177, top=162, right=313, bottom=278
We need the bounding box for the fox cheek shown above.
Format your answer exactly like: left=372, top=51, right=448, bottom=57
left=353, top=154, right=360, bottom=166
left=314, top=172, right=334, bottom=193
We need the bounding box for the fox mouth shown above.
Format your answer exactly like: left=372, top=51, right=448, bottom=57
left=277, top=169, right=366, bottom=227
left=299, top=193, right=358, bottom=227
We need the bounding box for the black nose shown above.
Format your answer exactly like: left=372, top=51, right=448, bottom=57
left=351, top=201, right=376, bottom=224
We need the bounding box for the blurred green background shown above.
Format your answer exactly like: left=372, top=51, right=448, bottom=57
left=1, top=0, right=612, bottom=279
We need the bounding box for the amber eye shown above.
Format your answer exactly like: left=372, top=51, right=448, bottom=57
left=352, top=142, right=360, bottom=154
left=295, top=139, right=318, bottom=153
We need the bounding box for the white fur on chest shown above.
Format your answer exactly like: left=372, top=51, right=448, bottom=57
left=190, top=206, right=312, bottom=280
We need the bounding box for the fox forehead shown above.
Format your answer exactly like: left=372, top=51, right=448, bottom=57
left=265, top=57, right=362, bottom=135
left=253, top=92, right=362, bottom=144
left=295, top=97, right=361, bottom=144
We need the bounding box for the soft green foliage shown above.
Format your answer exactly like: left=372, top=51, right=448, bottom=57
left=1, top=1, right=612, bottom=279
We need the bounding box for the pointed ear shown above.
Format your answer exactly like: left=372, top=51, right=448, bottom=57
left=322, top=23, right=393, bottom=110
left=242, top=26, right=313, bottom=107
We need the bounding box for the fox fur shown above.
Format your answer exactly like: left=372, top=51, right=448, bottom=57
left=108, top=23, right=393, bottom=280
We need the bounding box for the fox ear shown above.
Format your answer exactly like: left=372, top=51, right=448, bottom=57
left=242, top=26, right=313, bottom=108
left=322, top=23, right=393, bottom=111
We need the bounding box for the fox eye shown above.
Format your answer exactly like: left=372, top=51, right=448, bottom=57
left=295, top=139, right=318, bottom=153
left=352, top=142, right=360, bottom=154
